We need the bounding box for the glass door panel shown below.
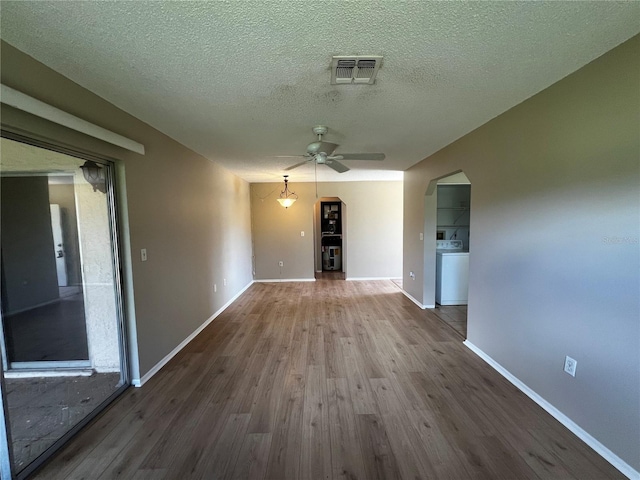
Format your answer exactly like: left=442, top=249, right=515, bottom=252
left=0, top=137, right=128, bottom=476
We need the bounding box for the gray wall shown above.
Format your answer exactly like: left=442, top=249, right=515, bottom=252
left=251, top=181, right=402, bottom=280
left=1, top=41, right=254, bottom=379
left=403, top=36, right=639, bottom=469
left=0, top=176, right=59, bottom=314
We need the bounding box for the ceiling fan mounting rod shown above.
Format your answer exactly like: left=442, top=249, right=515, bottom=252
left=313, top=125, right=328, bottom=141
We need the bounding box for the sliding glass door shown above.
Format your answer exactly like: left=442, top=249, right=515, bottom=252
left=0, top=136, right=129, bottom=478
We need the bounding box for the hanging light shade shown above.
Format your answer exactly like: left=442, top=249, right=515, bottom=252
left=277, top=175, right=298, bottom=208
left=80, top=160, right=106, bottom=193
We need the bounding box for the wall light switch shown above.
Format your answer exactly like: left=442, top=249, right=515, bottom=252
left=419, top=233, right=424, bottom=241
left=301, top=231, right=305, bottom=237
left=141, top=249, right=147, bottom=262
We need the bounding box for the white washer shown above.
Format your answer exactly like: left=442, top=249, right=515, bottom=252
left=435, top=240, right=469, bottom=306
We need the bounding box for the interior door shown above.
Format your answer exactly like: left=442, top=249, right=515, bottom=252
left=49, top=204, right=68, bottom=287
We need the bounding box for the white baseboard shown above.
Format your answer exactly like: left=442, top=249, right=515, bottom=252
left=132, top=281, right=254, bottom=387
left=463, top=340, right=639, bottom=480
left=253, top=278, right=316, bottom=283
left=401, top=289, right=429, bottom=309
left=345, top=276, right=394, bottom=281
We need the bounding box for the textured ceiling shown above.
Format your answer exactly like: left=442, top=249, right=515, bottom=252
left=1, top=1, right=638, bottom=183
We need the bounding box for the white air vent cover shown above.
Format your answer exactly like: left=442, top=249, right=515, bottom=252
left=331, top=56, right=383, bottom=85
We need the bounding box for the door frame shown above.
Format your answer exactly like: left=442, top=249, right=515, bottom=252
left=0, top=130, right=131, bottom=479
left=314, top=197, right=347, bottom=277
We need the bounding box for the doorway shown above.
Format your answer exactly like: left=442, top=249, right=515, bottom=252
left=0, top=136, right=129, bottom=478
left=424, top=172, right=471, bottom=338
left=314, top=197, right=346, bottom=280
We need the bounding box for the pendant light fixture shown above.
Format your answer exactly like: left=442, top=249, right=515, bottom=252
left=277, top=175, right=298, bottom=208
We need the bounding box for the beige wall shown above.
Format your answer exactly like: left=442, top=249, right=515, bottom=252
left=251, top=181, right=402, bottom=280
left=403, top=36, right=639, bottom=470
left=1, top=42, right=254, bottom=380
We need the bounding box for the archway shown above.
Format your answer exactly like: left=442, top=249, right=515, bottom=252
left=424, top=171, right=471, bottom=337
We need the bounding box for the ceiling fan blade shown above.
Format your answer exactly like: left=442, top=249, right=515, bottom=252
left=284, top=161, right=309, bottom=171
left=330, top=153, right=385, bottom=161
left=326, top=159, right=350, bottom=173
left=274, top=155, right=307, bottom=158
left=320, top=141, right=339, bottom=154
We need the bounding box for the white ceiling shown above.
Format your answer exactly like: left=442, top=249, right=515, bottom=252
left=1, top=1, right=638, bottom=183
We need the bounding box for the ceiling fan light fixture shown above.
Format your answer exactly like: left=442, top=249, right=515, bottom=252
left=277, top=175, right=298, bottom=208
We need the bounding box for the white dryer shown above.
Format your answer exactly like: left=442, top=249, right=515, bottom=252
left=435, top=240, right=469, bottom=306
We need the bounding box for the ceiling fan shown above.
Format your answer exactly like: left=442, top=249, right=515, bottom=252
left=278, top=125, right=385, bottom=173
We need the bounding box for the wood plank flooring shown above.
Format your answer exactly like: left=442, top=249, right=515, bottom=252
left=32, top=280, right=623, bottom=479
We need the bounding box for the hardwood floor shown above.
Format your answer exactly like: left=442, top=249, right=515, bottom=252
left=32, top=281, right=623, bottom=479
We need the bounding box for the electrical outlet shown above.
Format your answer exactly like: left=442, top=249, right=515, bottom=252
left=279, top=261, right=284, bottom=267
left=419, top=233, right=424, bottom=241
left=223, top=278, right=227, bottom=286
left=564, top=356, right=577, bottom=377
left=214, top=284, right=217, bottom=293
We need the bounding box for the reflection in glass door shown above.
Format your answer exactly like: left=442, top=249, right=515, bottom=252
left=2, top=176, right=90, bottom=368
left=0, top=136, right=128, bottom=477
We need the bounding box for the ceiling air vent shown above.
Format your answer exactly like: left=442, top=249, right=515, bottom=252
left=331, top=56, right=383, bottom=85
